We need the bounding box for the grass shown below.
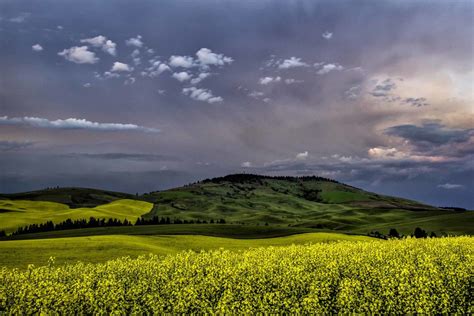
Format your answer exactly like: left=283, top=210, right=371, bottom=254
left=141, top=178, right=470, bottom=235
left=0, top=199, right=153, bottom=233
left=0, top=232, right=374, bottom=268
left=1, top=224, right=319, bottom=240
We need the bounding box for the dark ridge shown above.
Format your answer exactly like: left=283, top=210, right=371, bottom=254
left=0, top=187, right=135, bottom=208
left=196, top=174, right=339, bottom=185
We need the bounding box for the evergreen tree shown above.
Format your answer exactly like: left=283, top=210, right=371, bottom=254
left=388, top=228, right=400, bottom=238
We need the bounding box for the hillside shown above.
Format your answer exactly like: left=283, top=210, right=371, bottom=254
left=0, top=174, right=471, bottom=236
left=0, top=199, right=153, bottom=233
left=0, top=187, right=135, bottom=208
left=141, top=174, right=471, bottom=234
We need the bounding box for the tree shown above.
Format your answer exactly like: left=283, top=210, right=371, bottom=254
left=388, top=228, right=400, bottom=238
left=430, top=231, right=437, bottom=238
left=413, top=227, right=427, bottom=238
left=0, top=230, right=6, bottom=238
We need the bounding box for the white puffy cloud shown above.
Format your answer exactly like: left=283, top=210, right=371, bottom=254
left=190, top=72, right=211, bottom=85
left=259, top=76, right=281, bottom=85
left=248, top=91, right=265, bottom=99
left=142, top=61, right=171, bottom=78
left=32, top=44, right=43, bottom=52
left=169, top=55, right=195, bottom=68
left=103, top=71, right=120, bottom=79
left=437, top=183, right=464, bottom=189
left=368, top=147, right=407, bottom=160
left=322, top=31, right=333, bottom=39
left=296, top=151, right=309, bottom=160
left=315, top=63, right=344, bottom=74
left=125, top=35, right=143, bottom=48
left=241, top=161, right=252, bottom=168
left=0, top=116, right=159, bottom=133
left=172, top=72, right=192, bottom=82
left=111, top=62, right=132, bottom=72
left=195, top=48, right=233, bottom=67
left=83, top=83, right=91, bottom=88
left=80, top=35, right=117, bottom=56
left=182, top=87, right=223, bottom=103
left=278, top=57, right=308, bottom=69
left=58, top=46, right=99, bottom=64
left=131, top=49, right=140, bottom=58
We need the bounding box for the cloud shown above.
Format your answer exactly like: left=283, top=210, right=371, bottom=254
left=0, top=140, right=35, bottom=151
left=58, top=46, right=99, bottom=64
left=367, top=146, right=448, bottom=162
left=403, top=97, right=429, bottom=107
left=32, top=44, right=43, bottom=52
left=241, top=161, right=252, bottom=167
left=284, top=78, right=303, bottom=84
left=111, top=62, right=132, bottom=72
left=125, top=35, right=143, bottom=48
left=248, top=91, right=265, bottom=99
left=8, top=13, right=30, bottom=23
left=190, top=72, right=211, bottom=85
left=68, top=152, right=178, bottom=162
left=124, top=77, right=136, bottom=85
left=172, top=71, right=192, bottom=82
left=83, top=83, right=91, bottom=88
left=437, top=183, right=464, bottom=189
left=344, top=85, right=361, bottom=100
left=296, top=151, right=309, bottom=160
left=169, top=55, right=195, bottom=68
left=182, top=87, right=223, bottom=103
left=131, top=49, right=140, bottom=58
left=103, top=71, right=120, bottom=79
left=368, top=147, right=408, bottom=160
left=259, top=76, right=281, bottom=85
left=195, top=48, right=233, bottom=67
left=278, top=57, right=308, bottom=69
left=315, top=63, right=344, bottom=75
left=80, top=35, right=117, bottom=56
left=143, top=61, right=170, bottom=77
left=322, top=31, right=333, bottom=39
left=0, top=116, right=159, bottom=133
left=370, top=78, right=397, bottom=97
left=384, top=122, right=473, bottom=146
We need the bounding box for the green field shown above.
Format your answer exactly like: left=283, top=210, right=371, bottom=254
left=0, top=232, right=373, bottom=268
left=0, top=199, right=153, bottom=233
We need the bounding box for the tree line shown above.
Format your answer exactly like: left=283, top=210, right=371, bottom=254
left=369, top=227, right=438, bottom=239
left=0, top=216, right=227, bottom=238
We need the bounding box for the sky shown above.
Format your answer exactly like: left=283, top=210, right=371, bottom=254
left=0, top=0, right=473, bottom=208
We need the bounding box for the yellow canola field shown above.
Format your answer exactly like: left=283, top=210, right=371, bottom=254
left=0, top=236, right=472, bottom=314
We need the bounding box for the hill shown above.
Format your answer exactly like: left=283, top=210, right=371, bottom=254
left=0, top=187, right=135, bottom=208
left=0, top=199, right=153, bottom=233
left=141, top=174, right=471, bottom=235
left=0, top=174, right=471, bottom=236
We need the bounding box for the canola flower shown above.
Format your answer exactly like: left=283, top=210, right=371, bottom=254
left=0, top=236, right=472, bottom=314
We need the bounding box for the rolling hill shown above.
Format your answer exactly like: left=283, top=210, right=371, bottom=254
left=0, top=174, right=472, bottom=236
left=141, top=174, right=471, bottom=235
left=0, top=199, right=153, bottom=233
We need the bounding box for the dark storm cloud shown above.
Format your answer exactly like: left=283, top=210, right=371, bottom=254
left=65, top=153, right=180, bottom=162
left=370, top=79, right=397, bottom=97
left=0, top=140, right=35, bottom=151
left=385, top=123, right=473, bottom=147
